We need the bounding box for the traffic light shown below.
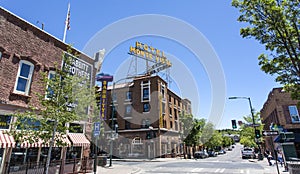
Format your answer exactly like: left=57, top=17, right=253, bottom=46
left=231, top=120, right=237, bottom=129
left=255, top=129, right=261, bottom=138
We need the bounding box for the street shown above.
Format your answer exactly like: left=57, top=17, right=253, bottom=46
left=97, top=143, right=288, bottom=174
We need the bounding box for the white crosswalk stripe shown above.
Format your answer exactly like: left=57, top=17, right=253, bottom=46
left=191, top=168, right=204, bottom=172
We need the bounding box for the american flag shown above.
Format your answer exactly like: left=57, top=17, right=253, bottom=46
left=65, top=3, right=70, bottom=30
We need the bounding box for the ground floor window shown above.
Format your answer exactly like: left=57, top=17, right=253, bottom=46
left=40, top=147, right=62, bottom=163
left=66, top=147, right=82, bottom=160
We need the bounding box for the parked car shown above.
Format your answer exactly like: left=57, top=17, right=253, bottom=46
left=218, top=149, right=226, bottom=155
left=194, top=151, right=208, bottom=159
left=208, top=150, right=218, bottom=157
left=241, top=148, right=256, bottom=159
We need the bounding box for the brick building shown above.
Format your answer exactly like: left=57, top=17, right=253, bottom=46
left=260, top=87, right=300, bottom=159
left=99, top=75, right=191, bottom=158
left=0, top=7, right=95, bottom=172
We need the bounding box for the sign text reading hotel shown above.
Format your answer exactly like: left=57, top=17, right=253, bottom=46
left=129, top=42, right=172, bottom=67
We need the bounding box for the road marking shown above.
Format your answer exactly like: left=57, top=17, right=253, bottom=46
left=191, top=168, right=203, bottom=172
left=214, top=168, right=221, bottom=172
left=220, top=168, right=225, bottom=173
left=246, top=170, right=250, bottom=174
left=240, top=169, right=244, bottom=173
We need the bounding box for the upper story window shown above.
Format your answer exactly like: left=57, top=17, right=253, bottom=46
left=125, top=120, right=131, bottom=129
left=125, top=91, right=132, bottom=101
left=0, top=51, right=2, bottom=60
left=46, top=71, right=56, bottom=99
left=289, top=105, right=300, bottom=123
left=112, top=93, right=117, bottom=102
left=69, top=123, right=84, bottom=133
left=141, top=80, right=150, bottom=102
left=161, top=83, right=165, bottom=99
left=125, top=105, right=132, bottom=115
left=14, top=60, right=34, bottom=95
left=143, top=103, right=150, bottom=112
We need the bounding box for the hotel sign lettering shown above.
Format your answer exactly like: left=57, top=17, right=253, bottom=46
left=129, top=41, right=172, bottom=67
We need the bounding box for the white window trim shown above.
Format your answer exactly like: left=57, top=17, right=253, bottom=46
left=13, top=60, right=34, bottom=95
left=289, top=105, right=300, bottom=123
left=141, top=80, right=151, bottom=102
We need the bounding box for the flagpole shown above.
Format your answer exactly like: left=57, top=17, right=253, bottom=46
left=63, top=3, right=70, bottom=43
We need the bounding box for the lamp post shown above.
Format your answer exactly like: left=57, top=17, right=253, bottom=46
left=228, top=96, right=263, bottom=160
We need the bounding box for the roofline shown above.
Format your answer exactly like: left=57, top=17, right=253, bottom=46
left=0, top=7, right=93, bottom=60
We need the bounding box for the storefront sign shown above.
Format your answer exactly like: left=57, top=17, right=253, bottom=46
left=100, top=81, right=108, bottom=120
left=129, top=41, right=172, bottom=67
left=62, top=52, right=93, bottom=86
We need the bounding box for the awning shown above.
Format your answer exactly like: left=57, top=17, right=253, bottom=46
left=0, top=131, right=15, bottom=148
left=68, top=133, right=90, bottom=147
left=20, top=134, right=71, bottom=148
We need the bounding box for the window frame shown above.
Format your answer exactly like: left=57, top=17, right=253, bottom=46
left=14, top=60, right=34, bottom=95
left=288, top=105, right=300, bottom=123
left=141, top=80, right=150, bottom=102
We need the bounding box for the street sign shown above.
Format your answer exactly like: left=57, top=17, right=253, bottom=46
left=94, top=122, right=100, bottom=137
left=262, top=130, right=279, bottom=136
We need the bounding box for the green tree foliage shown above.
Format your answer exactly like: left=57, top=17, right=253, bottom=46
left=232, top=0, right=300, bottom=99
left=205, top=131, right=223, bottom=149
left=184, top=118, right=206, bottom=146
left=239, top=112, right=263, bottom=148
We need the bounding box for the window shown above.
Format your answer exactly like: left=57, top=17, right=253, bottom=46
left=125, top=91, right=132, bottom=101
left=112, top=93, right=117, bottom=102
left=14, top=60, right=34, bottom=95
left=143, top=103, right=150, bottom=112
left=46, top=71, right=56, bottom=99
left=161, top=83, right=165, bottom=99
left=0, top=115, right=12, bottom=129
left=125, top=120, right=131, bottom=129
left=289, top=105, right=300, bottom=123
left=141, top=119, right=150, bottom=128
left=69, top=123, right=84, bottom=133
left=0, top=51, right=2, bottom=60
left=125, top=105, right=132, bottom=115
left=141, top=80, right=150, bottom=102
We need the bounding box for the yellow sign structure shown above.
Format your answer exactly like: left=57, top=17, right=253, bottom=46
left=129, top=41, right=172, bottom=67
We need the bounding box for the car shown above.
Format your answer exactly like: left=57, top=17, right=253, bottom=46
left=241, top=148, right=256, bottom=159
left=218, top=149, right=226, bottom=155
left=194, top=151, right=208, bottom=159
left=208, top=150, right=218, bottom=157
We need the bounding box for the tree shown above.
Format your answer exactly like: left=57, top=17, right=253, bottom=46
left=232, top=0, right=300, bottom=99
left=239, top=112, right=263, bottom=148
left=183, top=118, right=206, bottom=146
left=10, top=48, right=97, bottom=174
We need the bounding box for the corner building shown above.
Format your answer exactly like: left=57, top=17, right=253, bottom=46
left=100, top=75, right=191, bottom=158
left=260, top=87, right=300, bottom=158
left=0, top=7, right=94, bottom=173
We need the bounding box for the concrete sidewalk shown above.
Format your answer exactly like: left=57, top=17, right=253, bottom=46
left=253, top=158, right=289, bottom=174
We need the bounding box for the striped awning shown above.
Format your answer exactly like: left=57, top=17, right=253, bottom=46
left=68, top=133, right=90, bottom=147
left=0, top=131, right=15, bottom=148
left=20, top=134, right=71, bottom=148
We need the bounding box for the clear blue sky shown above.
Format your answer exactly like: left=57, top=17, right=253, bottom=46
left=0, top=0, right=280, bottom=129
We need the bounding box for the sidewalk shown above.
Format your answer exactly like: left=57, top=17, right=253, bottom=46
left=253, top=158, right=289, bottom=174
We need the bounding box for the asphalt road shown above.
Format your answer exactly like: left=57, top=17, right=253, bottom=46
left=114, top=143, right=287, bottom=174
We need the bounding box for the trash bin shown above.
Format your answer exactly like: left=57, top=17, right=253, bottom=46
left=97, top=156, right=107, bottom=167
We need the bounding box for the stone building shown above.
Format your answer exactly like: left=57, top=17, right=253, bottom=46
left=0, top=7, right=95, bottom=172
left=260, top=87, right=300, bottom=159
left=99, top=75, right=191, bottom=158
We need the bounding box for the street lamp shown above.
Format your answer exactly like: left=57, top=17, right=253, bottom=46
left=228, top=96, right=263, bottom=160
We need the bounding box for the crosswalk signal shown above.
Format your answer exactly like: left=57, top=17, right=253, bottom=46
left=255, top=129, right=261, bottom=138
left=231, top=120, right=237, bottom=129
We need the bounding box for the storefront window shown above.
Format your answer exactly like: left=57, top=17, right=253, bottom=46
left=40, top=147, right=62, bottom=163
left=66, top=147, right=82, bottom=160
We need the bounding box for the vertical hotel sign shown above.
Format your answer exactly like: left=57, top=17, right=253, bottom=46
left=96, top=74, right=113, bottom=120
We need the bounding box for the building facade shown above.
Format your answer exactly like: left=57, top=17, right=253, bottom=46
left=99, top=75, right=191, bottom=158
left=0, top=7, right=95, bottom=172
left=260, top=87, right=300, bottom=159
